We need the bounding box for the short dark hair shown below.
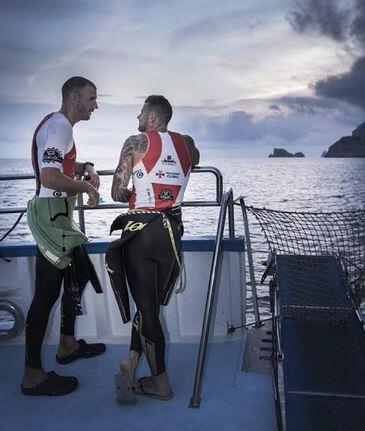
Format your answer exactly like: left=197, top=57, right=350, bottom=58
left=62, top=76, right=96, bottom=101
left=144, top=95, right=173, bottom=124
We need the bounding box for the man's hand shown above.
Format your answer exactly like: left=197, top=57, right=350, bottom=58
left=114, top=187, right=133, bottom=202
left=85, top=183, right=100, bottom=207
left=84, top=165, right=100, bottom=189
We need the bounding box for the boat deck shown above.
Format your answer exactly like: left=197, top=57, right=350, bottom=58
left=0, top=340, right=277, bottom=431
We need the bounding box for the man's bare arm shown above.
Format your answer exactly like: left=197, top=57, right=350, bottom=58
left=111, top=134, right=147, bottom=202
left=40, top=168, right=99, bottom=206
left=183, top=135, right=200, bottom=167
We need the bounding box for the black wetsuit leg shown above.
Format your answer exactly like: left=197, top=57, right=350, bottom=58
left=25, top=247, right=86, bottom=368
left=25, top=249, right=64, bottom=368
left=124, top=217, right=180, bottom=376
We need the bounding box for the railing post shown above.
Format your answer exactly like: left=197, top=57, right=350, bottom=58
left=77, top=193, right=86, bottom=234
left=75, top=174, right=86, bottom=234
left=239, top=198, right=261, bottom=327
left=228, top=200, right=235, bottom=238
left=189, top=189, right=232, bottom=408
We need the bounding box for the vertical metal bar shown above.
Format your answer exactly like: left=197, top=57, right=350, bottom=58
left=76, top=192, right=86, bottom=234
left=189, top=189, right=232, bottom=408
left=239, top=198, right=261, bottom=327
left=228, top=201, right=235, bottom=238
left=216, top=171, right=223, bottom=204
left=76, top=173, right=86, bottom=234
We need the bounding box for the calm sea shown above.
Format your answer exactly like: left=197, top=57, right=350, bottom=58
left=1, top=157, right=365, bottom=320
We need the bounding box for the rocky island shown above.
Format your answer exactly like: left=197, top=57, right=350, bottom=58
left=323, top=122, right=365, bottom=157
left=269, top=148, right=305, bottom=158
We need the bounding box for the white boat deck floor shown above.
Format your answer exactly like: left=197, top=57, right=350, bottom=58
left=0, top=340, right=277, bottom=431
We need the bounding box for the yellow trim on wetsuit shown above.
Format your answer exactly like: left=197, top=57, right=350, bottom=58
left=127, top=209, right=181, bottom=266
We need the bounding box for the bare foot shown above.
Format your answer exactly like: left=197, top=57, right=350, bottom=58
left=120, top=350, right=140, bottom=386
left=137, top=372, right=173, bottom=399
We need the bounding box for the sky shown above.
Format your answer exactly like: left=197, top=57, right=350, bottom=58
left=0, top=0, right=364, bottom=160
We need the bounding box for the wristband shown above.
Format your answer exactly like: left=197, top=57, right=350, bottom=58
left=82, top=162, right=94, bottom=171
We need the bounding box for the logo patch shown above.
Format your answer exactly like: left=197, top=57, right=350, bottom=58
left=124, top=221, right=148, bottom=232
left=53, top=191, right=62, bottom=197
left=155, top=170, right=165, bottom=178
left=42, top=147, right=63, bottom=164
left=161, top=155, right=176, bottom=165
left=166, top=172, right=180, bottom=179
left=134, top=169, right=144, bottom=179
left=159, top=189, right=174, bottom=201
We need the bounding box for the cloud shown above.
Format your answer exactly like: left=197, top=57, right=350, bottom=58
left=287, top=0, right=365, bottom=110
left=275, top=95, right=345, bottom=114
left=350, top=0, right=365, bottom=48
left=269, top=104, right=281, bottom=111
left=170, top=9, right=261, bottom=49
left=315, top=56, right=365, bottom=109
left=286, top=0, right=351, bottom=42
left=1, top=0, right=111, bottom=19
left=180, top=110, right=321, bottom=144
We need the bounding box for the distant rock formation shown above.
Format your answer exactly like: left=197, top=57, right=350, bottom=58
left=269, top=148, right=305, bottom=158
left=323, top=122, right=365, bottom=157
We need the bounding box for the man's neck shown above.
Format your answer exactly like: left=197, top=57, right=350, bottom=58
left=147, top=123, right=168, bottom=133
left=59, top=106, right=77, bottom=127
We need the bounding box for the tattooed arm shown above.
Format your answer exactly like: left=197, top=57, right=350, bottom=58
left=111, top=134, right=147, bottom=202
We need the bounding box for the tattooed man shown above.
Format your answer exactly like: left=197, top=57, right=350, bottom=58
left=106, top=95, right=199, bottom=402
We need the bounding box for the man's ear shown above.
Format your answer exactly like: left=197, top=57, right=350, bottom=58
left=69, top=91, right=79, bottom=105
left=149, top=111, right=156, bottom=123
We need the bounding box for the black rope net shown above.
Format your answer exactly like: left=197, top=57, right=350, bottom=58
left=246, top=206, right=365, bottom=324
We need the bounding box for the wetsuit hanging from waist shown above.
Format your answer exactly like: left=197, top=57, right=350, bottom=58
left=105, top=207, right=184, bottom=324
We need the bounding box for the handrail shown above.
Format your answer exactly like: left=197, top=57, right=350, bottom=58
left=189, top=187, right=234, bottom=408
left=0, top=166, right=227, bottom=233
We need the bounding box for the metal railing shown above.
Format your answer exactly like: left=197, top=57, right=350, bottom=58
left=0, top=166, right=263, bottom=400
left=0, top=166, right=231, bottom=234
left=189, top=188, right=234, bottom=408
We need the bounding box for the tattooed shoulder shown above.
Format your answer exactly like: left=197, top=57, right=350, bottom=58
left=125, top=133, right=148, bottom=155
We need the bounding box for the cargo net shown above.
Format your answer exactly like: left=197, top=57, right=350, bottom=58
left=247, top=206, right=365, bottom=325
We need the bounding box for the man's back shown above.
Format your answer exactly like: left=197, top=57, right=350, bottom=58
left=129, top=130, right=192, bottom=210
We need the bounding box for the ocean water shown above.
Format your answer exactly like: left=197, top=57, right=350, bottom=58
left=1, top=157, right=365, bottom=320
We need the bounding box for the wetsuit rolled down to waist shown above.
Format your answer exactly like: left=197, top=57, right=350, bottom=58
left=27, top=195, right=102, bottom=314
left=105, top=206, right=184, bottom=324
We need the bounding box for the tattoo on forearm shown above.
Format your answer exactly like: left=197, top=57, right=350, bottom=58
left=111, top=134, right=147, bottom=202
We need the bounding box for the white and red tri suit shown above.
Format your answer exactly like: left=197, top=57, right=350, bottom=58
left=31, top=112, right=76, bottom=197
left=129, top=130, right=192, bottom=210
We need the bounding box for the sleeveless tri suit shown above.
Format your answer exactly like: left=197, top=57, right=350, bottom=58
left=105, top=130, right=192, bottom=375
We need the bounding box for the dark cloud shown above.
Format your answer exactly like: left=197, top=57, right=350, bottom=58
left=184, top=110, right=311, bottom=143
left=288, top=0, right=365, bottom=110
left=288, top=0, right=365, bottom=49
left=269, top=104, right=281, bottom=111
left=315, top=56, right=365, bottom=109
left=275, top=95, right=343, bottom=114
left=350, top=0, right=365, bottom=48
left=287, top=0, right=350, bottom=42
